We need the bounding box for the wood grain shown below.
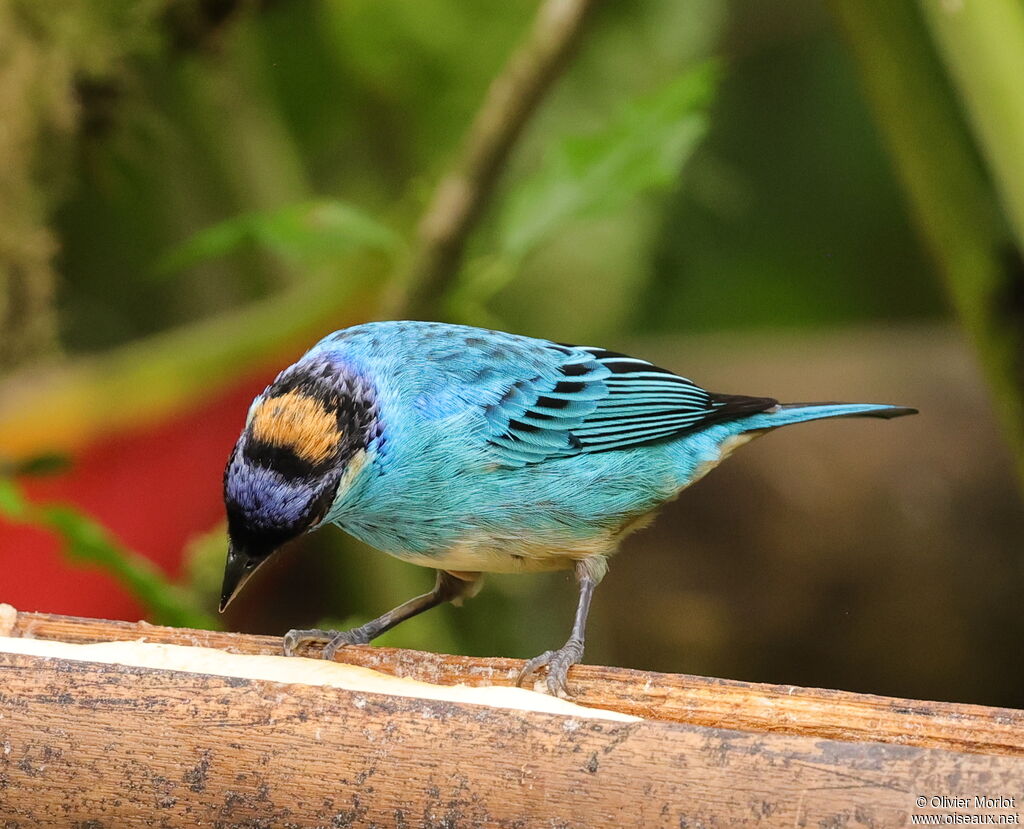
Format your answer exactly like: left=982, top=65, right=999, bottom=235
left=9, top=610, right=1024, bottom=758
left=2, top=649, right=1023, bottom=827
left=3, top=611, right=1024, bottom=825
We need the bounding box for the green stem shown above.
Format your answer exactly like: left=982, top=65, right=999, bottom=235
left=832, top=0, right=1024, bottom=487
left=917, top=0, right=1024, bottom=250
left=0, top=478, right=216, bottom=629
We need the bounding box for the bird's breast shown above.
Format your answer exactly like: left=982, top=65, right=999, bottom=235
left=392, top=529, right=616, bottom=574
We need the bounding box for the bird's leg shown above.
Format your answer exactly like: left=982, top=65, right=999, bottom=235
left=283, top=570, right=480, bottom=660
left=517, top=557, right=604, bottom=696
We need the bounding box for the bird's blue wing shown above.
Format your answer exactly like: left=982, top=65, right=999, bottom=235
left=482, top=342, right=777, bottom=468
left=311, top=322, right=775, bottom=469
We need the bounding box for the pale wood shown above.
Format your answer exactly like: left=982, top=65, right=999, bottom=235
left=2, top=610, right=1023, bottom=826
left=9, top=610, right=1024, bottom=757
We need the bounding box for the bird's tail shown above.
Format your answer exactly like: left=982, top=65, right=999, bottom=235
left=735, top=402, right=918, bottom=432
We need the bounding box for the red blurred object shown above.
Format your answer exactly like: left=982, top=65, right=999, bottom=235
left=0, top=373, right=273, bottom=620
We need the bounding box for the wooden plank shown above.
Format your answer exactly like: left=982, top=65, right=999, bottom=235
left=8, top=609, right=1024, bottom=758
left=1, top=649, right=1022, bottom=828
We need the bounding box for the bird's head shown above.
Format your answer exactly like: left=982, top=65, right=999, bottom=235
left=219, top=356, right=377, bottom=611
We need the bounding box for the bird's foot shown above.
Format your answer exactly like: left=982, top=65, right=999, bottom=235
left=282, top=627, right=372, bottom=659
left=517, top=638, right=584, bottom=697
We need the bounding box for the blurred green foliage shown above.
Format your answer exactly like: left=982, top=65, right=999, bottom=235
left=0, top=0, right=172, bottom=366
left=157, top=199, right=403, bottom=276
left=47, top=0, right=942, bottom=355
left=5, top=0, right=1024, bottom=707
left=3, top=0, right=945, bottom=646
left=647, top=33, right=945, bottom=333
left=499, top=65, right=717, bottom=260
left=450, top=64, right=717, bottom=323
left=150, top=61, right=719, bottom=329
left=0, top=477, right=215, bottom=628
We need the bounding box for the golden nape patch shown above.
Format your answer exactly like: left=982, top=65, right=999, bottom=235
left=249, top=391, right=339, bottom=464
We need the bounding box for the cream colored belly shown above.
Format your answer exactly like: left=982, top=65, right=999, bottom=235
left=395, top=547, right=575, bottom=574
left=390, top=511, right=659, bottom=575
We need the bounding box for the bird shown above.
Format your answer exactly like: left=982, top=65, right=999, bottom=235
left=219, top=320, right=916, bottom=695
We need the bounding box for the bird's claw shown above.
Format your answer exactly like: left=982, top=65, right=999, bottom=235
left=323, top=628, right=372, bottom=660
left=517, top=638, right=584, bottom=697
left=282, top=628, right=329, bottom=657
left=282, top=627, right=371, bottom=659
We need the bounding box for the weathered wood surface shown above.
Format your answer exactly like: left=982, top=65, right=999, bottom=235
left=9, top=610, right=1024, bottom=757
left=1, top=611, right=1023, bottom=827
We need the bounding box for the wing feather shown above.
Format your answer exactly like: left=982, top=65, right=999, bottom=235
left=485, top=342, right=777, bottom=468
left=315, top=322, right=775, bottom=469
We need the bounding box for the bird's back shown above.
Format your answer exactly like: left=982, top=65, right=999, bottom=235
left=303, top=322, right=775, bottom=570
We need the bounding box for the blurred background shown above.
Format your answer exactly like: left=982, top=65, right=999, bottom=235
left=2, top=0, right=1023, bottom=709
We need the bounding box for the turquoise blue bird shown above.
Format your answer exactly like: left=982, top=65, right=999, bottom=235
left=219, top=320, right=915, bottom=694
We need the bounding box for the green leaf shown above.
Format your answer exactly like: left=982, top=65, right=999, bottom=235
left=157, top=199, right=403, bottom=275
left=500, top=63, right=718, bottom=259
left=38, top=503, right=218, bottom=630
left=0, top=478, right=29, bottom=519
left=1, top=477, right=214, bottom=627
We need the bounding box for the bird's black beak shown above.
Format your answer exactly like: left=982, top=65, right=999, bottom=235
left=219, top=543, right=261, bottom=613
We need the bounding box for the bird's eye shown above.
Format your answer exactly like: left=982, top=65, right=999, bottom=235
left=244, top=560, right=255, bottom=570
